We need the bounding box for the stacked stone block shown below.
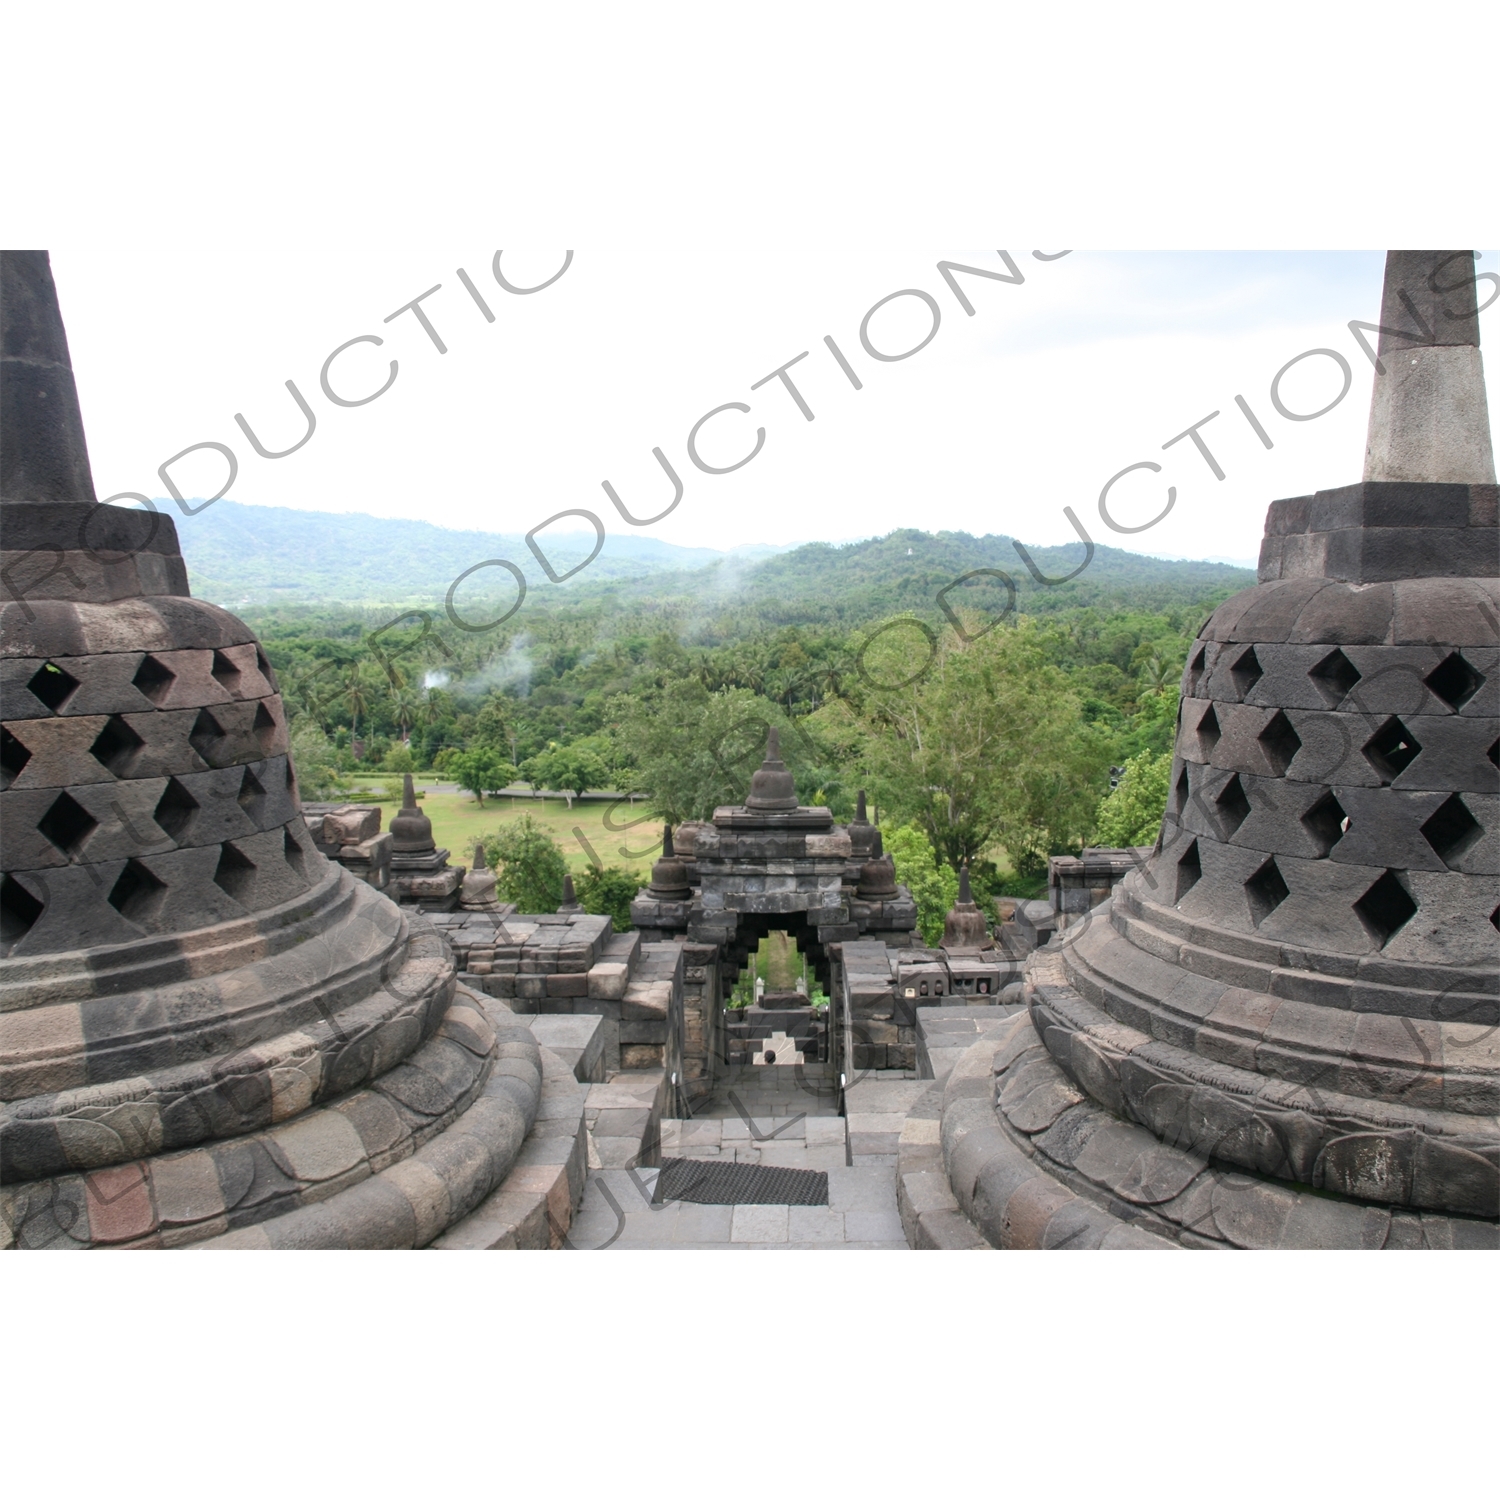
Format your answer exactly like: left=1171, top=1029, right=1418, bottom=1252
left=840, top=940, right=911, bottom=1071
left=620, top=941, right=685, bottom=1075
left=1257, top=481, right=1497, bottom=583
left=304, top=803, right=393, bottom=893
left=631, top=750, right=926, bottom=1096
left=1048, top=847, right=1152, bottom=931
left=687, top=812, right=858, bottom=988
left=678, top=941, right=723, bottom=1107
left=724, top=990, right=827, bottom=1068
left=840, top=940, right=1023, bottom=1074
left=430, top=909, right=685, bottom=1081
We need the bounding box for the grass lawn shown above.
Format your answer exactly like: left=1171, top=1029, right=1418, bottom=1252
left=336, top=776, right=663, bottom=877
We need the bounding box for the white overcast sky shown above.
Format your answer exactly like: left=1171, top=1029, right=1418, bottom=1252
left=54, top=248, right=1500, bottom=565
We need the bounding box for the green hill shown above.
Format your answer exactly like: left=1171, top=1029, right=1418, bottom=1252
left=175, top=501, right=789, bottom=607
left=179, top=503, right=1254, bottom=631
left=694, top=528, right=1253, bottom=629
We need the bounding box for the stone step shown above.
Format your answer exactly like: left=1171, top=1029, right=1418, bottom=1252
left=523, top=1013, right=606, bottom=1083
left=916, top=1004, right=1027, bottom=1084
left=895, top=1079, right=991, bottom=1250
left=429, top=1042, right=589, bottom=1250
left=843, top=1076, right=932, bottom=1164
left=584, top=1069, right=669, bottom=1170
left=566, top=1162, right=910, bottom=1248
left=662, top=1113, right=849, bottom=1170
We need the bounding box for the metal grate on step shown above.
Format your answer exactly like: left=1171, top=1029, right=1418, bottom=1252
left=652, top=1157, right=829, bottom=1207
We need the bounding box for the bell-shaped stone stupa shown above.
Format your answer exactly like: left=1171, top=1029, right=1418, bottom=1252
left=387, top=772, right=462, bottom=910
left=743, top=727, right=799, bottom=811
left=459, top=841, right=502, bottom=912
left=1, top=253, right=539, bottom=1249
left=941, top=865, right=994, bottom=951
left=940, top=251, right=1499, bottom=1251
left=856, top=853, right=899, bottom=900
left=646, top=825, right=692, bottom=900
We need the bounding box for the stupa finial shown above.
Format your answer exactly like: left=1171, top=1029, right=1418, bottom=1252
left=1363, top=250, right=1495, bottom=485
left=1, top=251, right=97, bottom=508
left=1, top=250, right=189, bottom=605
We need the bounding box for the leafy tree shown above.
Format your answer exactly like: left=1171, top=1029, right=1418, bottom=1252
left=858, top=617, right=1110, bottom=879
left=382, top=743, right=416, bottom=774
left=481, top=815, right=568, bottom=913
left=521, top=742, right=609, bottom=807
left=471, top=697, right=513, bottom=756
left=885, top=823, right=959, bottom=947
left=1094, top=750, right=1172, bottom=847
left=287, top=719, right=348, bottom=801
left=1137, top=652, right=1173, bottom=697
left=610, top=680, right=830, bottom=822
left=575, top=865, right=646, bottom=932
left=387, top=685, right=424, bottom=744
left=1117, top=685, right=1180, bottom=760
left=449, top=747, right=508, bottom=805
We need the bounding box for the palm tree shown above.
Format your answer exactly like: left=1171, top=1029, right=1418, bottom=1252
left=288, top=659, right=343, bottom=731
left=388, top=685, right=422, bottom=744
left=344, top=663, right=372, bottom=742
left=1138, top=653, right=1171, bottom=697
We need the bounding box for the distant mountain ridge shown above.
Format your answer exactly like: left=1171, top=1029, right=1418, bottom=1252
left=174, top=501, right=791, bottom=604
left=173, top=501, right=1257, bottom=624
left=688, top=528, right=1256, bottom=628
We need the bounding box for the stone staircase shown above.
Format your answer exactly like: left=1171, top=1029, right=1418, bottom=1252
left=436, top=1002, right=1027, bottom=1250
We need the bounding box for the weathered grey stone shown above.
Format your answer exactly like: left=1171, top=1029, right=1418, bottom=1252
left=0, top=254, right=552, bottom=1252
left=929, top=253, right=1499, bottom=1251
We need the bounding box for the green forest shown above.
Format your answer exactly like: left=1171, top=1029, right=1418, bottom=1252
left=245, top=524, right=1254, bottom=930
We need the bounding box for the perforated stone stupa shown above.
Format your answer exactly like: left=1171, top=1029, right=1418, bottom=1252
left=937, top=251, right=1499, bottom=1250
left=1, top=251, right=541, bottom=1249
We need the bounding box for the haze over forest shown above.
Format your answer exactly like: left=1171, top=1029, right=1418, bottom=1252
left=179, top=500, right=1255, bottom=623
left=223, top=499, right=1255, bottom=921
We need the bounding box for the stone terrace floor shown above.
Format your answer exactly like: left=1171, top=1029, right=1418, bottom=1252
left=566, top=1061, right=914, bottom=1250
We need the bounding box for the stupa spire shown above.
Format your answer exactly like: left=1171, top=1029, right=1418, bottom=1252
left=1364, top=250, right=1495, bottom=485
left=1, top=250, right=189, bottom=605
left=1, top=251, right=97, bottom=508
